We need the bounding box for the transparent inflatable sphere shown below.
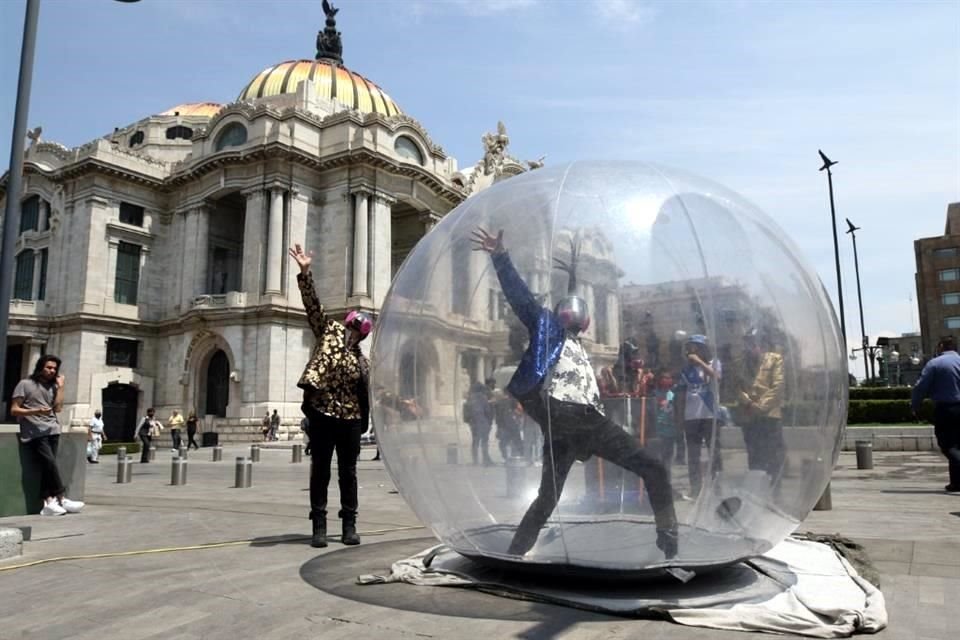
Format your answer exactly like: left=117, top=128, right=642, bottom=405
left=371, top=161, right=846, bottom=577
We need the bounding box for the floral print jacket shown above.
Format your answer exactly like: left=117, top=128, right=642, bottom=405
left=296, top=271, right=370, bottom=430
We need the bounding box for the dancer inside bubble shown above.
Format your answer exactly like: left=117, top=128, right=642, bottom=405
left=472, top=227, right=679, bottom=558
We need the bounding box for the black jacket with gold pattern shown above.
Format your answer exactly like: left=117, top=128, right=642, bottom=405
left=296, top=271, right=370, bottom=430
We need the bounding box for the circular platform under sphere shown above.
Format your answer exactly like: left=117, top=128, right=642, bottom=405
left=371, top=161, right=846, bottom=577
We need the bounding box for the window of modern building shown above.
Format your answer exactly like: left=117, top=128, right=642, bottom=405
left=947, top=317, right=960, bottom=330
left=13, top=250, right=34, bottom=300
left=943, top=293, right=960, bottom=305
left=214, top=122, right=247, bottom=151
left=933, top=247, right=958, bottom=258
left=37, top=249, right=48, bottom=301
left=119, top=202, right=144, bottom=227
left=394, top=136, right=425, bottom=165
left=114, top=241, right=141, bottom=305
left=939, top=268, right=960, bottom=282
left=106, top=337, right=139, bottom=368
left=165, top=125, right=194, bottom=140
left=19, top=195, right=39, bottom=234
left=129, top=130, right=144, bottom=147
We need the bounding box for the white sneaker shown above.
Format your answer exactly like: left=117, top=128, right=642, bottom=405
left=40, top=499, right=66, bottom=516
left=59, top=497, right=85, bottom=513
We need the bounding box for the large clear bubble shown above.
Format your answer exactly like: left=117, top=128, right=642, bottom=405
left=371, top=161, right=846, bottom=576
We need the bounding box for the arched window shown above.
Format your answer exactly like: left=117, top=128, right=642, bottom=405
left=215, top=123, right=248, bottom=151
left=394, top=135, right=424, bottom=165
left=165, top=125, right=193, bottom=140
left=128, top=130, right=144, bottom=147
left=205, top=349, right=230, bottom=417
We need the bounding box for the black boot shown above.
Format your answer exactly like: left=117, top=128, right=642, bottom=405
left=341, top=517, right=361, bottom=545
left=311, top=518, right=327, bottom=548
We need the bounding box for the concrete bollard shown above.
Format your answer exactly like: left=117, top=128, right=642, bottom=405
left=212, top=446, right=223, bottom=462
left=178, top=446, right=188, bottom=460
left=117, top=446, right=127, bottom=461
left=116, top=457, right=132, bottom=484
left=447, top=443, right=459, bottom=465
left=235, top=457, right=252, bottom=488
left=148, top=446, right=157, bottom=462
left=855, top=440, right=874, bottom=470
left=506, top=456, right=526, bottom=498
left=250, top=444, right=260, bottom=463
left=171, top=456, right=187, bottom=486
left=813, top=482, right=832, bottom=510
left=292, top=443, right=302, bottom=463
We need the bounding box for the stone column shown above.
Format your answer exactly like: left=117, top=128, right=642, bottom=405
left=21, top=340, right=44, bottom=380
left=32, top=251, right=43, bottom=301
left=38, top=200, right=49, bottom=232
left=607, top=291, right=620, bottom=347
left=194, top=205, right=210, bottom=298
left=179, top=209, right=198, bottom=310
left=370, top=192, right=395, bottom=308
left=241, top=188, right=266, bottom=301
left=80, top=196, right=109, bottom=313
left=265, top=188, right=285, bottom=294
left=352, top=190, right=369, bottom=297
left=104, top=239, right=120, bottom=304
left=286, top=188, right=309, bottom=305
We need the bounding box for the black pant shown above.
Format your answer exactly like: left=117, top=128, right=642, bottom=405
left=303, top=407, right=363, bottom=522
left=684, top=419, right=723, bottom=497
left=170, top=429, right=182, bottom=450
left=187, top=427, right=199, bottom=450
left=741, top=417, right=785, bottom=479
left=22, top=434, right=65, bottom=501
left=509, top=395, right=677, bottom=555
left=139, top=432, right=152, bottom=462
left=468, top=423, right=493, bottom=464
left=933, top=403, right=960, bottom=486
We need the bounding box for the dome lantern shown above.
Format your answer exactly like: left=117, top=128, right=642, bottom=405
left=315, top=0, right=343, bottom=65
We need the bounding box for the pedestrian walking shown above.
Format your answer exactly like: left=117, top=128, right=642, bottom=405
left=186, top=410, right=200, bottom=450
left=138, top=408, right=162, bottom=463
left=911, top=336, right=960, bottom=492
left=167, top=409, right=184, bottom=451
left=10, top=355, right=85, bottom=515
left=88, top=409, right=106, bottom=463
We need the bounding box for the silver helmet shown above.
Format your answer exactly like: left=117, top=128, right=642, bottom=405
left=554, top=296, right=590, bottom=334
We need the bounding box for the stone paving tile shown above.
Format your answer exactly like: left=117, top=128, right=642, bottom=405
left=0, top=448, right=957, bottom=639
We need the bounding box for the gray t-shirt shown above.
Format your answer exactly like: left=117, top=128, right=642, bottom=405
left=12, top=377, right=61, bottom=442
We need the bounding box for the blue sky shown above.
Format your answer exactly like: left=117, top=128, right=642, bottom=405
left=2, top=0, right=958, bottom=367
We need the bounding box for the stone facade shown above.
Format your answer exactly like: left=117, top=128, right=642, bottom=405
left=0, top=42, right=554, bottom=443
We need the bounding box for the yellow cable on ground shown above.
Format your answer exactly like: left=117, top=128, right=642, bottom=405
left=0, top=524, right=426, bottom=573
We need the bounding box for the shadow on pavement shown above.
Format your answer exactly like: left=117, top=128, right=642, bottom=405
left=299, top=537, right=623, bottom=624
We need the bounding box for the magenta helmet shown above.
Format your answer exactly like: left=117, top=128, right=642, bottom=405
left=345, top=310, right=373, bottom=339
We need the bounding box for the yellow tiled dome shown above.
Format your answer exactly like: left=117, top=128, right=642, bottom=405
left=238, top=60, right=401, bottom=117
left=159, top=102, right=224, bottom=118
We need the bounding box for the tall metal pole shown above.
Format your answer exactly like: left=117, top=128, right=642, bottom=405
left=846, top=221, right=869, bottom=382
left=0, top=0, right=41, bottom=414
left=824, top=167, right=847, bottom=344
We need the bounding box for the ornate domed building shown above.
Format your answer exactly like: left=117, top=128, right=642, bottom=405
left=0, top=6, right=544, bottom=441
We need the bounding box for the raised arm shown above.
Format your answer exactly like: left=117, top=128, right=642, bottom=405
left=289, top=244, right=328, bottom=338
left=471, top=227, right=542, bottom=329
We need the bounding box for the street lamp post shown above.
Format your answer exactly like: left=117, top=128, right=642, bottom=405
left=844, top=218, right=872, bottom=382
left=0, top=0, right=40, bottom=414
left=819, top=150, right=847, bottom=347
left=890, top=350, right=901, bottom=386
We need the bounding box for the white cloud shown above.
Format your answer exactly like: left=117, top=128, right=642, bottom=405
left=593, top=0, right=658, bottom=27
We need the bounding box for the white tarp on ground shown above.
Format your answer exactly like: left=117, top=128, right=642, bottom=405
left=357, top=537, right=887, bottom=638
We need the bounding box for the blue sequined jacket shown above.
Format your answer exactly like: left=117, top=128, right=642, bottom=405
left=491, top=251, right=566, bottom=399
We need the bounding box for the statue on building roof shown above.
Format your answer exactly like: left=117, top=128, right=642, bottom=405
left=481, top=121, right=510, bottom=176
left=316, top=0, right=344, bottom=64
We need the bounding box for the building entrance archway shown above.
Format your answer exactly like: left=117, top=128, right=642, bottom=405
left=204, top=349, right=230, bottom=418
left=102, top=383, right=139, bottom=441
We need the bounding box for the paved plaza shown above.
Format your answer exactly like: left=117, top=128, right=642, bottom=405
left=0, top=446, right=957, bottom=639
